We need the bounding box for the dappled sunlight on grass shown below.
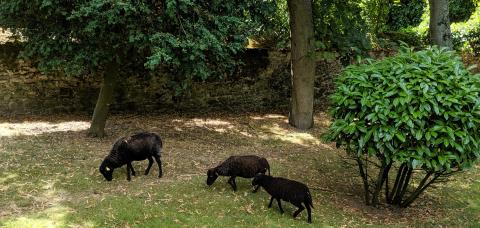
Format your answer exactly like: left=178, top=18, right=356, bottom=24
left=250, top=114, right=286, bottom=120
left=0, top=173, right=18, bottom=184
left=0, top=113, right=478, bottom=227
left=0, top=28, right=13, bottom=43
left=171, top=118, right=236, bottom=133
left=0, top=121, right=89, bottom=137
left=259, top=123, right=333, bottom=149
left=2, top=206, right=75, bottom=228
left=169, top=117, right=259, bottom=138
left=165, top=113, right=331, bottom=147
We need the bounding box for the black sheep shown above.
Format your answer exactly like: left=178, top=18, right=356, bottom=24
left=207, top=155, right=270, bottom=192
left=99, top=132, right=163, bottom=181
left=252, top=173, right=313, bottom=223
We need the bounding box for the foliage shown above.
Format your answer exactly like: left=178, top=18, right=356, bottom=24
left=253, top=0, right=290, bottom=48
left=360, top=0, right=390, bottom=35
left=402, top=2, right=480, bottom=54
left=0, top=0, right=275, bottom=89
left=387, top=0, right=426, bottom=31
left=449, top=0, right=477, bottom=23
left=325, top=46, right=480, bottom=207
left=260, top=0, right=370, bottom=57
left=452, top=6, right=480, bottom=56
left=313, top=0, right=371, bottom=57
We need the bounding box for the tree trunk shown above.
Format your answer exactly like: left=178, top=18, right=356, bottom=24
left=429, top=0, right=452, bottom=48
left=356, top=156, right=371, bottom=205
left=287, top=0, right=316, bottom=130
left=87, top=63, right=118, bottom=137
left=371, top=162, right=391, bottom=207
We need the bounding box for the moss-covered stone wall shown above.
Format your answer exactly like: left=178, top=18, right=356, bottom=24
left=0, top=45, right=342, bottom=115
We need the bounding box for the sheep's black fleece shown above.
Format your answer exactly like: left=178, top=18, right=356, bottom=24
left=100, top=132, right=163, bottom=181
left=252, top=174, right=313, bottom=223
left=207, top=155, right=270, bottom=191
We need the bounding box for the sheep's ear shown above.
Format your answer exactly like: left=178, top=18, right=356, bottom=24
left=106, top=167, right=110, bottom=171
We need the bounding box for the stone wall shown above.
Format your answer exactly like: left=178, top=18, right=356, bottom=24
left=0, top=44, right=342, bottom=115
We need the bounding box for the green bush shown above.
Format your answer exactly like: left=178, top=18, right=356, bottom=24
left=452, top=6, right=480, bottom=55
left=360, top=0, right=390, bottom=35
left=325, top=46, right=480, bottom=207
left=314, top=0, right=371, bottom=55
left=453, top=26, right=480, bottom=56
left=387, top=0, right=426, bottom=31
left=449, top=0, right=476, bottom=23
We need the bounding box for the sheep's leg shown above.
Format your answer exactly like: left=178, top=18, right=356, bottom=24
left=268, top=197, right=274, bottom=208
left=227, top=177, right=237, bottom=191
left=276, top=199, right=284, bottom=214
left=306, top=203, right=312, bottom=223
left=293, top=204, right=305, bottom=218
left=154, top=155, right=163, bottom=178
left=126, top=164, right=132, bottom=181
left=145, top=157, right=154, bottom=175
left=127, top=163, right=136, bottom=176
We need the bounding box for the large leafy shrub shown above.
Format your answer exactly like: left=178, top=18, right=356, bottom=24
left=325, top=46, right=480, bottom=207
left=449, top=0, right=477, bottom=23
left=387, top=0, right=426, bottom=31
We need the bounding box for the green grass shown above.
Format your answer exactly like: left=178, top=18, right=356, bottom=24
left=0, top=113, right=479, bottom=227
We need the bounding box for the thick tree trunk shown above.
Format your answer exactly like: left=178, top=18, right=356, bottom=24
left=287, top=0, right=316, bottom=130
left=87, top=63, right=118, bottom=137
left=429, top=0, right=452, bottom=48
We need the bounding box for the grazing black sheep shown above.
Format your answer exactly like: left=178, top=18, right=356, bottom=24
left=207, top=155, right=270, bottom=192
left=99, top=132, right=163, bottom=181
left=252, top=173, right=313, bottom=223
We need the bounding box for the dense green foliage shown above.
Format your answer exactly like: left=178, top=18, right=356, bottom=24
left=452, top=7, right=480, bottom=55
left=395, top=2, right=480, bottom=54
left=361, top=0, right=390, bottom=35
left=329, top=46, right=480, bottom=172
left=449, top=0, right=477, bottom=22
left=387, top=0, right=426, bottom=30
left=264, top=0, right=370, bottom=56
left=314, top=0, right=370, bottom=55
left=325, top=46, right=480, bottom=206
left=0, top=0, right=275, bottom=85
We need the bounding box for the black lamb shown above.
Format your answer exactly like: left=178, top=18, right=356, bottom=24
left=252, top=173, right=313, bottom=223
left=206, top=155, right=270, bottom=192
left=99, top=132, right=163, bottom=181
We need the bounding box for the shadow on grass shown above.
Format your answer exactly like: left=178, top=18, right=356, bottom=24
left=0, top=112, right=478, bottom=227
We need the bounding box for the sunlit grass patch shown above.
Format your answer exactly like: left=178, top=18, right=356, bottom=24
left=0, top=121, right=89, bottom=137
left=2, top=206, right=74, bottom=228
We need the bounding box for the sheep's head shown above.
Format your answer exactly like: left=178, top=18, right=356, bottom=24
left=99, top=161, right=114, bottom=181
left=206, top=168, right=219, bottom=185
left=252, top=173, right=266, bottom=186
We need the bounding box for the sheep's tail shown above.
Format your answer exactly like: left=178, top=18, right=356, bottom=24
left=266, top=162, right=271, bottom=175
left=261, top=158, right=271, bottom=175
left=155, top=134, right=163, bottom=156
left=306, top=189, right=314, bottom=208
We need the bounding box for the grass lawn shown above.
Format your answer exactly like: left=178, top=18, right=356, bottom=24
left=0, top=112, right=479, bottom=227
